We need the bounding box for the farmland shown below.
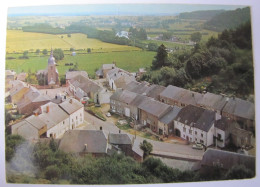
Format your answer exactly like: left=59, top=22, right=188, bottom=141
left=6, top=51, right=156, bottom=77
left=6, top=30, right=140, bottom=53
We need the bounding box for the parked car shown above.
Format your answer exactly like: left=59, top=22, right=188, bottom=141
left=192, top=143, right=204, bottom=150
left=106, top=112, right=111, bottom=117
left=80, top=97, right=89, bottom=104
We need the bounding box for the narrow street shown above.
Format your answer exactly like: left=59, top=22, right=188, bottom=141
left=83, top=111, right=204, bottom=161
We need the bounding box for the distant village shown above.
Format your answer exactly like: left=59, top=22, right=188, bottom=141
left=5, top=49, right=255, bottom=172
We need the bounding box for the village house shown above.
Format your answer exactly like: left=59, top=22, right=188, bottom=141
left=159, top=85, right=202, bottom=107
left=16, top=72, right=27, bottom=82
left=123, top=81, right=150, bottom=95
left=9, top=80, right=30, bottom=104
left=138, top=97, right=172, bottom=133
left=106, top=68, right=135, bottom=90
left=65, top=71, right=88, bottom=86
left=214, top=117, right=233, bottom=148
left=197, top=92, right=228, bottom=114
left=173, top=105, right=218, bottom=146
left=158, top=106, right=181, bottom=136
left=59, top=130, right=109, bottom=157
left=95, top=64, right=116, bottom=78
left=200, top=148, right=255, bottom=172
left=222, top=97, right=255, bottom=130
left=58, top=129, right=143, bottom=161
left=230, top=127, right=253, bottom=148
left=16, top=86, right=50, bottom=115
left=116, top=31, right=129, bottom=39
left=110, top=89, right=138, bottom=117
left=68, top=74, right=102, bottom=104
left=12, top=98, right=84, bottom=140
left=5, top=70, right=16, bottom=83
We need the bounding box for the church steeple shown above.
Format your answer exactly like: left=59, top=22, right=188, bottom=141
left=48, top=48, right=55, bottom=65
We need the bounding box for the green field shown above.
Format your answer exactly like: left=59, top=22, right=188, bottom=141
left=6, top=30, right=140, bottom=53
left=6, top=51, right=156, bottom=77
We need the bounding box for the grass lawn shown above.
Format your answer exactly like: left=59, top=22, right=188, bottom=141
left=6, top=30, right=140, bottom=53
left=142, top=39, right=193, bottom=50
left=6, top=51, right=155, bottom=77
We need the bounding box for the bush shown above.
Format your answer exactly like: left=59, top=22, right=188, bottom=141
left=45, top=165, right=61, bottom=180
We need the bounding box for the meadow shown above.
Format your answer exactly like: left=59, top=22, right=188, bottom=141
left=6, top=51, right=156, bottom=77
left=6, top=30, right=140, bottom=53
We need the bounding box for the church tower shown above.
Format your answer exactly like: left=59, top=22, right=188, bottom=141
left=47, top=49, right=59, bottom=85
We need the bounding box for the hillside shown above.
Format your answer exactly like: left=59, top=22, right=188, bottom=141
left=178, top=10, right=225, bottom=20
left=204, top=7, right=250, bottom=31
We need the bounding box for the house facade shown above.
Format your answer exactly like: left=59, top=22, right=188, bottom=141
left=12, top=98, right=84, bottom=140
left=173, top=105, right=216, bottom=146
left=69, top=74, right=102, bottom=104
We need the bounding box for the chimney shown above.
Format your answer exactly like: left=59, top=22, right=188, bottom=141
left=84, top=144, right=88, bottom=150
left=215, top=112, right=221, bottom=121
left=100, top=126, right=102, bottom=130
left=46, top=105, right=49, bottom=113
left=34, top=112, right=38, bottom=116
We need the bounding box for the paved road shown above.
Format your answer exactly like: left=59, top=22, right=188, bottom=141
left=83, top=111, right=204, bottom=160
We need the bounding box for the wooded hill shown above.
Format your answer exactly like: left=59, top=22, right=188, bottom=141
left=179, top=10, right=225, bottom=20
left=204, top=7, right=250, bottom=32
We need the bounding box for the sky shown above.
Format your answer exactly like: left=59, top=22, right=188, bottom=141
left=7, top=4, right=247, bottom=16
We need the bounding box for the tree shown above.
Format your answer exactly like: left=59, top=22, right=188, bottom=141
left=67, top=34, right=71, bottom=37
left=140, top=140, right=153, bottom=159
left=53, top=48, right=64, bottom=61
left=151, top=44, right=168, bottom=70
left=148, top=43, right=158, bottom=51
left=35, top=49, right=40, bottom=54
left=42, top=49, right=48, bottom=55
left=45, top=165, right=61, bottom=180
left=70, top=48, right=74, bottom=52
left=60, top=75, right=66, bottom=85
left=5, top=135, right=25, bottom=161
left=225, top=165, right=255, bottom=180
left=87, top=48, right=91, bottom=53
left=162, top=32, right=172, bottom=40
left=190, top=32, right=202, bottom=43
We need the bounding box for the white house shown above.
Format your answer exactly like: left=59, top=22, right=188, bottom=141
left=106, top=68, right=135, bottom=91
left=12, top=98, right=84, bottom=140
left=173, top=105, right=216, bottom=147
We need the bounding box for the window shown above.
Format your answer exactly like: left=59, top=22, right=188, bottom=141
left=190, top=137, right=192, bottom=141
left=189, top=130, right=192, bottom=134
left=80, top=113, right=82, bottom=117
left=217, top=133, right=222, bottom=139
left=76, top=116, right=78, bottom=120
left=201, top=133, right=203, bottom=138
left=63, top=121, right=65, bottom=125
left=195, top=131, right=197, bottom=135
left=183, top=127, right=186, bottom=132
left=200, top=140, right=204, bottom=144
left=195, top=138, right=197, bottom=141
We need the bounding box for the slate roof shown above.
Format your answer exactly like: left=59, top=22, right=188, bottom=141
left=215, top=117, right=232, bottom=131
left=123, top=81, right=150, bottom=95
left=5, top=70, right=16, bottom=76
left=201, top=148, right=255, bottom=171
left=129, top=94, right=149, bottom=108
left=175, top=105, right=215, bottom=132
left=138, top=97, right=172, bottom=118
left=160, top=85, right=203, bottom=106
left=146, top=85, right=166, bottom=100
left=9, top=81, right=29, bottom=96
left=25, top=115, right=46, bottom=130
left=197, top=92, right=228, bottom=111
left=95, top=68, right=103, bottom=77
left=132, top=140, right=144, bottom=157
left=159, top=106, right=181, bottom=125
left=231, top=127, right=253, bottom=137
left=59, top=130, right=108, bottom=154
left=66, top=71, right=88, bottom=80
left=17, top=72, right=27, bottom=81
left=59, top=98, right=83, bottom=115
left=114, top=75, right=135, bottom=89
left=70, top=74, right=102, bottom=94
left=110, top=89, right=138, bottom=104
left=36, top=69, right=48, bottom=75
left=39, top=102, right=69, bottom=130
left=107, top=68, right=133, bottom=81
left=223, top=97, right=255, bottom=120
left=109, top=133, right=132, bottom=145
left=102, top=64, right=116, bottom=70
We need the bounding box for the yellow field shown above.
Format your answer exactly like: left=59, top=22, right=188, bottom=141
left=6, top=30, right=140, bottom=53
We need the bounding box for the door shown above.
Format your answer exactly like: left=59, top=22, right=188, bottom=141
left=175, top=129, right=181, bottom=137
left=125, top=107, right=130, bottom=117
